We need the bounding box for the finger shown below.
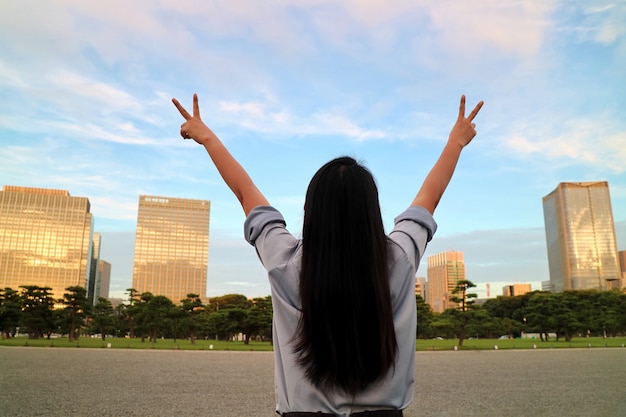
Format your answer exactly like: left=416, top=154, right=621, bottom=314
left=467, top=101, right=484, bottom=122
left=458, top=95, right=466, bottom=120
left=172, top=98, right=191, bottom=120
left=193, top=93, right=200, bottom=118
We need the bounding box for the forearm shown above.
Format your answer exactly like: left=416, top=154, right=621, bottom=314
left=202, top=133, right=269, bottom=216
left=411, top=141, right=463, bottom=214
left=411, top=95, right=483, bottom=214
left=173, top=95, right=269, bottom=216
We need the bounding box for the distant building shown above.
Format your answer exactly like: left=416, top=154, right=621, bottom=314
left=541, top=280, right=553, bottom=292
left=131, top=195, right=210, bottom=304
left=502, top=283, right=532, bottom=297
left=415, top=276, right=427, bottom=300
left=88, top=232, right=101, bottom=305
left=542, top=182, right=620, bottom=292
left=0, top=186, right=95, bottom=300
left=96, top=260, right=111, bottom=301
left=617, top=250, right=626, bottom=288
left=427, top=251, right=465, bottom=313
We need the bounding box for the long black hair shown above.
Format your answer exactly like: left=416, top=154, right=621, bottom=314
left=293, top=156, right=397, bottom=395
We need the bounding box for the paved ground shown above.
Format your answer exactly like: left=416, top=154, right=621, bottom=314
left=1, top=347, right=625, bottom=416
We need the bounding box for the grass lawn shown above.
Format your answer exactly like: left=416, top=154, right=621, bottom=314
left=416, top=336, right=626, bottom=351
left=0, top=336, right=274, bottom=351
left=2, top=336, right=626, bottom=351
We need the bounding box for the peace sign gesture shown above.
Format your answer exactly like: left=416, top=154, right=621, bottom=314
left=449, top=95, right=484, bottom=148
left=172, top=93, right=215, bottom=146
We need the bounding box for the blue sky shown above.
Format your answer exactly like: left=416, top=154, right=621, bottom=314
left=1, top=1, right=625, bottom=300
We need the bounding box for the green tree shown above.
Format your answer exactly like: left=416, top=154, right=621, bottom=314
left=416, top=295, right=433, bottom=340
left=61, top=286, right=91, bottom=342
left=90, top=297, right=115, bottom=341
left=0, top=287, right=22, bottom=339
left=20, top=286, right=55, bottom=339
left=206, top=311, right=230, bottom=340
left=207, top=294, right=251, bottom=312
left=142, top=294, right=176, bottom=343
left=243, top=296, right=272, bottom=344
left=125, top=288, right=145, bottom=339
left=449, top=279, right=478, bottom=346
left=430, top=311, right=456, bottom=339
left=591, top=290, right=622, bottom=337
left=181, top=293, right=204, bottom=344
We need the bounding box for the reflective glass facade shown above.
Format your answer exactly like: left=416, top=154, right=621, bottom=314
left=0, top=186, right=93, bottom=300
left=132, top=195, right=210, bottom=304
left=427, top=251, right=465, bottom=313
left=542, top=182, right=620, bottom=292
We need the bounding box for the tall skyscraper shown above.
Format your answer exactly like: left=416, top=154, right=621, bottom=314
left=95, top=260, right=111, bottom=301
left=88, top=232, right=101, bottom=305
left=618, top=251, right=626, bottom=288
left=0, top=186, right=94, bottom=300
left=415, top=276, right=427, bottom=300
left=427, top=251, right=465, bottom=313
left=132, top=195, right=210, bottom=304
left=542, top=181, right=620, bottom=292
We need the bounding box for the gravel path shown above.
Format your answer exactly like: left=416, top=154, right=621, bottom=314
left=1, top=347, right=624, bottom=416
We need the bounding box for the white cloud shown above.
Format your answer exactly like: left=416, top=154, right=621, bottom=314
left=582, top=2, right=626, bottom=44
left=50, top=71, right=141, bottom=112
left=217, top=98, right=388, bottom=141
left=502, top=117, right=626, bottom=174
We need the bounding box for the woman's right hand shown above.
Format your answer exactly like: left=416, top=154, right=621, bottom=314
left=172, top=93, right=215, bottom=146
left=448, top=95, right=484, bottom=148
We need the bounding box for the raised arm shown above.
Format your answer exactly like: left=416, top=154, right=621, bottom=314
left=411, top=95, right=483, bottom=214
left=172, top=94, right=269, bottom=216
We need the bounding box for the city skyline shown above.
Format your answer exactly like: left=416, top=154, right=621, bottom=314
left=1, top=1, right=625, bottom=299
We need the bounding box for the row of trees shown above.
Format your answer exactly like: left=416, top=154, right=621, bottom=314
left=4, top=282, right=626, bottom=346
left=417, top=280, right=626, bottom=345
left=0, top=286, right=272, bottom=344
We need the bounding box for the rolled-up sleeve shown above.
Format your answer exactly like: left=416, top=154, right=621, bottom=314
left=390, top=206, right=437, bottom=272
left=244, top=206, right=287, bottom=245
left=244, top=205, right=299, bottom=272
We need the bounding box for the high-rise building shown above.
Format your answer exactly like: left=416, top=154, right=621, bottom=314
left=617, top=250, right=626, bottom=289
left=87, top=232, right=101, bottom=305
left=415, top=276, right=427, bottom=300
left=502, top=283, right=532, bottom=297
left=542, top=181, right=620, bottom=292
left=132, top=195, right=210, bottom=304
left=95, top=259, right=111, bottom=301
left=0, top=186, right=94, bottom=300
left=427, top=251, right=465, bottom=313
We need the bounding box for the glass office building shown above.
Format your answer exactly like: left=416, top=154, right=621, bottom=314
left=0, top=186, right=94, bottom=300
left=542, top=182, right=620, bottom=292
left=132, top=195, right=210, bottom=304
left=427, top=251, right=465, bottom=313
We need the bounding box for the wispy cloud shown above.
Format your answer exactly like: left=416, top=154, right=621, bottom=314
left=503, top=117, right=626, bottom=174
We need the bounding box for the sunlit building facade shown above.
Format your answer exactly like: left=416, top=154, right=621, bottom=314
left=0, top=186, right=94, bottom=300
left=88, top=232, right=101, bottom=305
left=542, top=182, right=620, bottom=292
left=427, top=251, right=465, bottom=313
left=415, top=276, right=427, bottom=300
left=131, top=195, right=210, bottom=304
left=502, top=283, right=532, bottom=297
left=95, top=260, right=111, bottom=301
